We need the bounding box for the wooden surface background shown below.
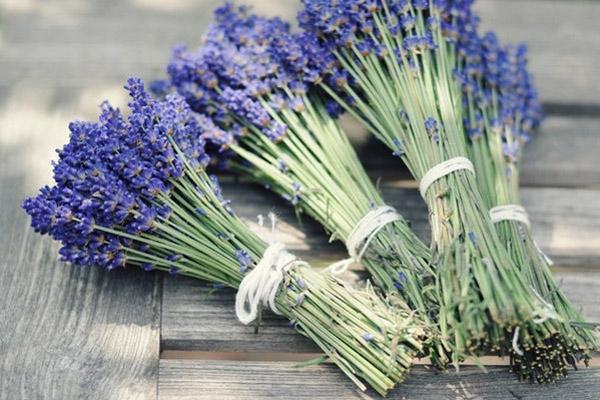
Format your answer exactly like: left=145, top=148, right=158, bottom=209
left=0, top=0, right=599, bottom=399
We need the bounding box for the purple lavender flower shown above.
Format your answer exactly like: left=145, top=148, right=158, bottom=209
left=362, top=332, right=375, bottom=342
left=22, top=78, right=219, bottom=270
left=165, top=3, right=346, bottom=159
left=456, top=22, right=543, bottom=142
left=392, top=138, right=405, bottom=157
left=235, top=249, right=253, bottom=273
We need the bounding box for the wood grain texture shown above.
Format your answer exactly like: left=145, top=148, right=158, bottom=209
left=214, top=182, right=600, bottom=267
left=0, top=2, right=169, bottom=397
left=161, top=282, right=316, bottom=353
left=0, top=205, right=161, bottom=399
left=361, top=116, right=600, bottom=189
left=475, top=0, right=600, bottom=105
left=2, top=0, right=598, bottom=105
left=0, top=138, right=162, bottom=399
left=520, top=117, right=600, bottom=188
left=161, top=183, right=600, bottom=352
left=161, top=269, right=600, bottom=353
left=0, top=1, right=300, bottom=90
left=158, top=360, right=600, bottom=400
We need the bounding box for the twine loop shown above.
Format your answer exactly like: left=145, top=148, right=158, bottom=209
left=490, top=204, right=553, bottom=266
left=325, top=206, right=401, bottom=275
left=235, top=213, right=308, bottom=325
left=490, top=204, right=531, bottom=229
left=419, top=157, right=475, bottom=198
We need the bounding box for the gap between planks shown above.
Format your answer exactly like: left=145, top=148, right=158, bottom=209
left=160, top=350, right=600, bottom=368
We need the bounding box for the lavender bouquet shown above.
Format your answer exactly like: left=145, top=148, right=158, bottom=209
left=298, top=0, right=564, bottom=379
left=163, top=5, right=454, bottom=368
left=458, top=31, right=598, bottom=380
left=22, top=78, right=427, bottom=395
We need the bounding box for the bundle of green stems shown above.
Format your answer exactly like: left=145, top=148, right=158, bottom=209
left=460, top=32, right=598, bottom=381
left=232, top=96, right=453, bottom=367
left=23, top=80, right=427, bottom=396
left=299, top=0, right=565, bottom=379
left=164, top=5, right=455, bottom=368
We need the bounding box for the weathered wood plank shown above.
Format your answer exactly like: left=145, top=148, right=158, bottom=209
left=2, top=0, right=599, bottom=105
left=161, top=182, right=600, bottom=352
left=0, top=1, right=300, bottom=89
left=520, top=117, right=600, bottom=188
left=161, top=281, right=316, bottom=353
left=475, top=0, right=600, bottom=105
left=0, top=9, right=164, bottom=393
left=158, top=361, right=600, bottom=400
left=161, top=269, right=600, bottom=353
left=0, top=201, right=161, bottom=398
left=361, top=116, right=600, bottom=189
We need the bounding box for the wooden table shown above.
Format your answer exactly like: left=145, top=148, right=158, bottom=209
left=1, top=1, right=599, bottom=398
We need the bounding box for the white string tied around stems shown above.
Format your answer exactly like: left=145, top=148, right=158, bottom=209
left=490, top=204, right=531, bottom=228
left=235, top=213, right=309, bottom=325
left=419, top=157, right=475, bottom=199
left=511, top=287, right=561, bottom=356
left=489, top=204, right=553, bottom=266
left=325, top=206, right=402, bottom=275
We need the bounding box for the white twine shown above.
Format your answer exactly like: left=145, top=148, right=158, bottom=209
left=489, top=204, right=531, bottom=228
left=419, top=157, right=475, bottom=198
left=535, top=241, right=554, bottom=266
left=512, top=327, right=524, bottom=356
left=235, top=213, right=308, bottom=325
left=531, top=287, right=561, bottom=324
left=490, top=204, right=553, bottom=266
left=511, top=287, right=561, bottom=356
left=324, top=206, right=402, bottom=275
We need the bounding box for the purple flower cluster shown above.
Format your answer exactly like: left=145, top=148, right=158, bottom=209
left=22, top=78, right=209, bottom=270
left=298, top=1, right=469, bottom=63
left=296, top=1, right=487, bottom=144
left=167, top=5, right=287, bottom=142
left=297, top=0, right=542, bottom=146
left=166, top=3, right=346, bottom=149
left=456, top=26, right=543, bottom=157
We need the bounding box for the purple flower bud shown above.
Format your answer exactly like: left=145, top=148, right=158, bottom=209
left=236, top=249, right=253, bottom=273
left=468, top=232, right=477, bottom=246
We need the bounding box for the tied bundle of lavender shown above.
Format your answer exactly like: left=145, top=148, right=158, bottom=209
left=22, top=78, right=427, bottom=395
left=164, top=5, right=454, bottom=368
left=298, top=0, right=561, bottom=374
left=458, top=31, right=598, bottom=380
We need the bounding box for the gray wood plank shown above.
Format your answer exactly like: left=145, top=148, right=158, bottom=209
left=361, top=116, right=600, bottom=189
left=161, top=269, right=600, bottom=353
left=0, top=200, right=161, bottom=399
left=158, top=360, right=600, bottom=400
left=161, top=281, right=316, bottom=353
left=520, top=117, right=600, bottom=188
left=161, top=182, right=600, bottom=352
left=2, top=0, right=600, bottom=105
left=0, top=1, right=300, bottom=89
left=475, top=0, right=600, bottom=105
left=0, top=3, right=167, bottom=393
